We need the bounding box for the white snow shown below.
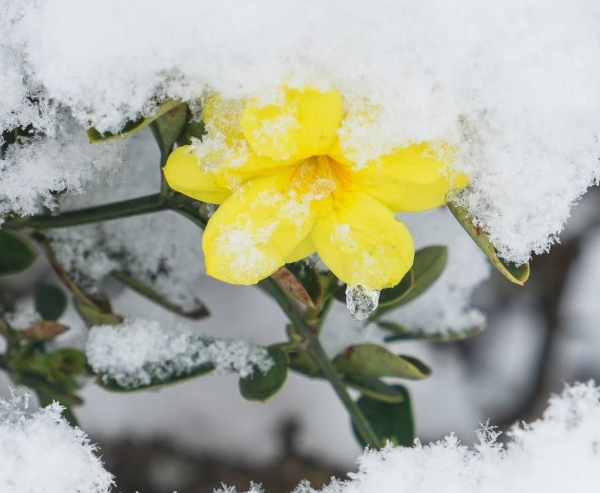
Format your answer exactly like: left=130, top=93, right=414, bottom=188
left=224, top=381, right=600, bottom=493
left=345, top=285, right=380, bottom=322
left=86, top=318, right=274, bottom=389
left=0, top=390, right=113, bottom=493
left=0, top=0, right=598, bottom=263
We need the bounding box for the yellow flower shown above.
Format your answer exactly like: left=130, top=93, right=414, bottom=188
left=163, top=87, right=467, bottom=290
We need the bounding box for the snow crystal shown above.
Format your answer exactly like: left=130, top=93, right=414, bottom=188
left=346, top=285, right=380, bottom=322
left=47, top=130, right=207, bottom=312
left=0, top=390, right=113, bottom=493
left=0, top=120, right=124, bottom=219
left=222, top=381, right=600, bottom=493
left=86, top=318, right=273, bottom=389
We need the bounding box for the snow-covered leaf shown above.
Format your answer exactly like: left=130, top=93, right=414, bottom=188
left=239, top=347, right=289, bottom=402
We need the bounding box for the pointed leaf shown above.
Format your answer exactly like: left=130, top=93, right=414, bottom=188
left=352, top=385, right=415, bottom=448
left=0, top=230, right=37, bottom=275
left=73, top=298, right=122, bottom=327
left=448, top=203, right=530, bottom=285
left=86, top=99, right=182, bottom=143
left=239, top=347, right=289, bottom=402
left=112, top=270, right=209, bottom=319
left=333, top=344, right=431, bottom=380
left=18, top=321, right=69, bottom=342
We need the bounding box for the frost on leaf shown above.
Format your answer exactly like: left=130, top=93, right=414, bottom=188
left=346, top=285, right=380, bottom=321
left=0, top=390, right=113, bottom=493
left=85, top=318, right=274, bottom=390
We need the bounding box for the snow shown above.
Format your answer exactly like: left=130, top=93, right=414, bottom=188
left=86, top=318, right=274, bottom=389
left=0, top=119, right=124, bottom=219
left=48, top=130, right=207, bottom=313
left=223, top=382, right=600, bottom=493
left=0, top=390, right=113, bottom=493
left=1, top=0, right=598, bottom=264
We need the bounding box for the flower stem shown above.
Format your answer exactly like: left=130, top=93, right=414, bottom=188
left=5, top=194, right=170, bottom=230
left=258, top=277, right=383, bottom=449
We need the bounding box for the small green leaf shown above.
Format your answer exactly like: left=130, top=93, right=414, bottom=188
left=344, top=374, right=406, bottom=403
left=150, top=103, right=188, bottom=165
left=378, top=271, right=414, bottom=307
left=448, top=203, right=530, bottom=285
left=352, top=385, right=415, bottom=448
left=34, top=282, right=67, bottom=321
left=112, top=271, right=209, bottom=319
left=0, top=230, right=37, bottom=275
left=239, top=347, right=289, bottom=402
left=333, top=344, right=431, bottom=380
left=86, top=99, right=183, bottom=143
left=371, top=246, right=447, bottom=319
left=73, top=298, right=122, bottom=327
left=377, top=321, right=483, bottom=342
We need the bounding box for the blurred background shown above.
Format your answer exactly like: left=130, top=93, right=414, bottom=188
left=1, top=130, right=600, bottom=493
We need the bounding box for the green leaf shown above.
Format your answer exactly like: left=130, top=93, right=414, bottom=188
left=371, top=246, right=447, bottom=319
left=239, top=347, right=289, bottom=402
left=448, top=203, right=530, bottom=285
left=86, top=99, right=182, bottom=143
left=73, top=298, right=122, bottom=327
left=378, top=270, right=414, bottom=307
left=34, top=282, right=67, bottom=321
left=344, top=374, right=406, bottom=403
left=150, top=103, right=188, bottom=165
left=96, top=364, right=214, bottom=393
left=112, top=270, right=209, bottom=319
left=352, top=385, right=415, bottom=448
left=377, top=321, right=483, bottom=342
left=333, top=344, right=431, bottom=380
left=0, top=230, right=37, bottom=275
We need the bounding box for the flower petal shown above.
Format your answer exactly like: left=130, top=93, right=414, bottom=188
left=241, top=88, right=343, bottom=161
left=311, top=192, right=414, bottom=290
left=163, top=146, right=231, bottom=204
left=352, top=143, right=469, bottom=212
left=203, top=172, right=318, bottom=285
left=284, top=233, right=316, bottom=263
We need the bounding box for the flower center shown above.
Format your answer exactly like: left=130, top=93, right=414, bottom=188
left=290, top=154, right=352, bottom=200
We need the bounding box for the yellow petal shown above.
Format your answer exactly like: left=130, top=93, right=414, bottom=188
left=202, top=172, right=318, bottom=285
left=352, top=143, right=468, bottom=212
left=163, top=146, right=231, bottom=204
left=284, top=233, right=316, bottom=263
left=202, top=93, right=246, bottom=145
left=311, top=192, right=414, bottom=290
left=241, top=87, right=343, bottom=161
